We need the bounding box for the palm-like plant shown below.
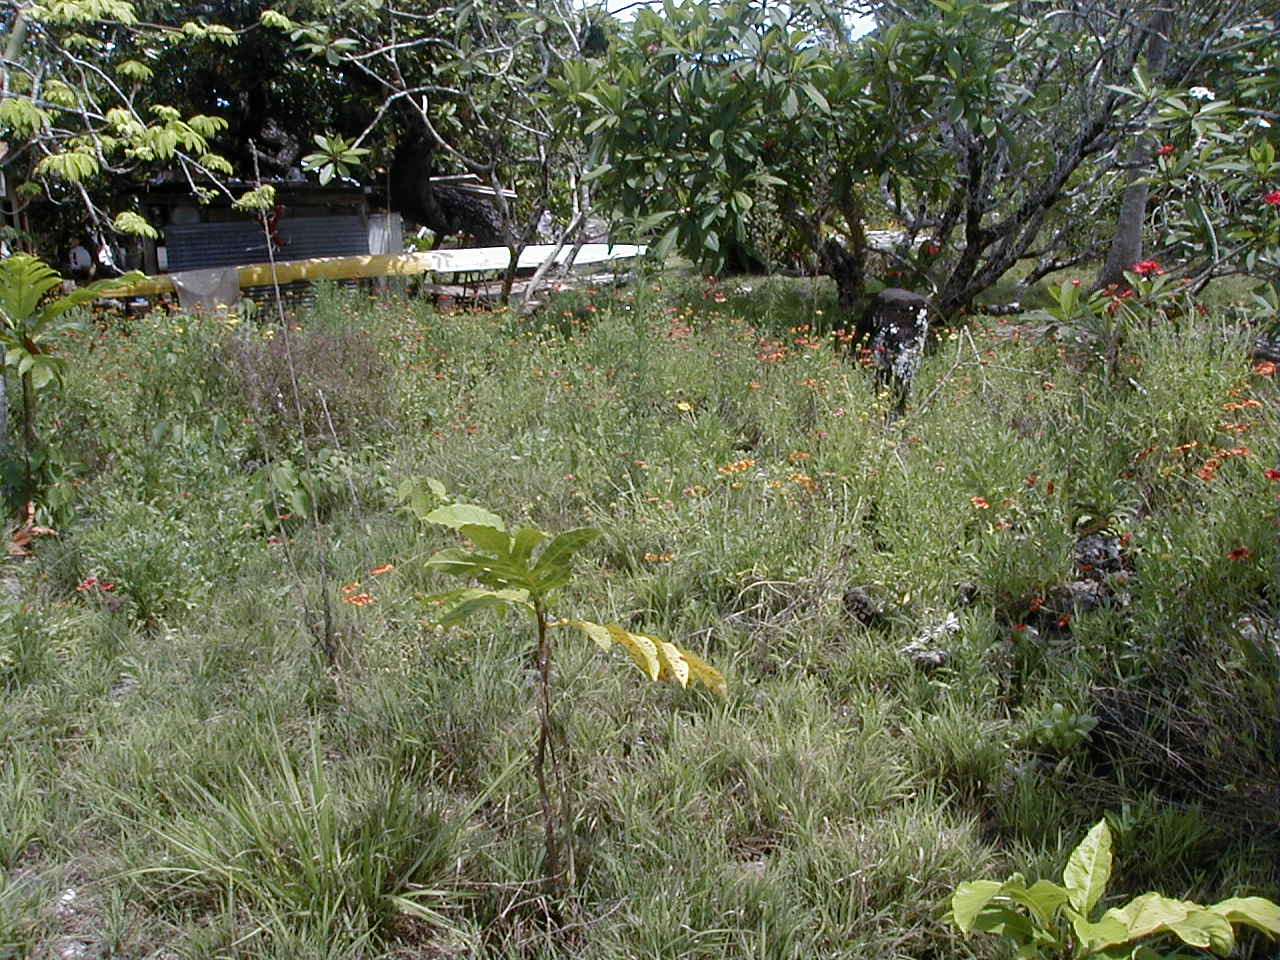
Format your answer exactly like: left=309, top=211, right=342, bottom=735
left=0, top=254, right=142, bottom=489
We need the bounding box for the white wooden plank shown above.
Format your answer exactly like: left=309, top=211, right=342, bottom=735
left=423, top=243, right=646, bottom=274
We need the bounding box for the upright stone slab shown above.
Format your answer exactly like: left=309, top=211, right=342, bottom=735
left=861, top=287, right=932, bottom=409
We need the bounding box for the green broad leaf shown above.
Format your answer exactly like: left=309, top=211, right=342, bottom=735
left=260, top=9, right=293, bottom=29
left=1064, top=819, right=1112, bottom=915
left=1189, top=199, right=1219, bottom=264
left=1208, top=896, right=1280, bottom=936
left=951, top=880, right=1007, bottom=933
left=968, top=905, right=1040, bottom=944
left=530, top=527, right=602, bottom=582
left=30, top=362, right=56, bottom=390
left=34, top=151, right=99, bottom=182
left=1069, top=909, right=1130, bottom=953
left=999, top=876, right=1069, bottom=929
left=652, top=224, right=680, bottom=261
left=0, top=254, right=63, bottom=322
left=424, top=503, right=506, bottom=534
left=782, top=87, right=799, bottom=118
left=232, top=184, right=276, bottom=211
left=0, top=97, right=51, bottom=136
left=510, top=528, right=547, bottom=567
left=63, top=271, right=145, bottom=307
left=635, top=209, right=676, bottom=233
left=427, top=587, right=531, bottom=626
left=115, top=59, right=154, bottom=81
left=459, top=523, right=512, bottom=556
left=423, top=547, right=507, bottom=577
left=1167, top=908, right=1233, bottom=954
left=1097, top=893, right=1192, bottom=946
left=801, top=82, right=829, bottom=112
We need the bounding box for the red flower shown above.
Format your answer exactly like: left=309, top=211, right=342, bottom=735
left=1132, top=260, right=1162, bottom=277
left=923, top=242, right=941, bottom=256
left=1226, top=546, right=1250, bottom=561
left=1265, top=190, right=1280, bottom=207
left=1254, top=360, right=1276, bottom=376
left=970, top=496, right=990, bottom=509
left=1264, top=468, right=1280, bottom=481
left=1155, top=144, right=1176, bottom=156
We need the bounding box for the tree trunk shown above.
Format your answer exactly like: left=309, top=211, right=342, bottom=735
left=1095, top=9, right=1173, bottom=289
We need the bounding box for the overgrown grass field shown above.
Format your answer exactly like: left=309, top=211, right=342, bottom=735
left=1, top=273, right=1277, bottom=958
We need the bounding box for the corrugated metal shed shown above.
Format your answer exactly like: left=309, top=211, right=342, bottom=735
left=166, top=215, right=370, bottom=272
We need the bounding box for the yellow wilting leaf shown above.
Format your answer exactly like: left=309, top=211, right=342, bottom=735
left=655, top=639, right=689, bottom=687
left=554, top=619, right=725, bottom=696
left=679, top=647, right=727, bottom=698
left=609, top=624, right=659, bottom=680
left=558, top=618, right=613, bottom=652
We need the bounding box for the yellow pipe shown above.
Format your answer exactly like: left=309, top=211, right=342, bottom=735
left=103, top=251, right=441, bottom=297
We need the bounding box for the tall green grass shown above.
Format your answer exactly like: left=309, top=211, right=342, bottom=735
left=0, top=276, right=1274, bottom=956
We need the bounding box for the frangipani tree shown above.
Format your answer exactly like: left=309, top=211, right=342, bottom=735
left=571, top=0, right=1280, bottom=319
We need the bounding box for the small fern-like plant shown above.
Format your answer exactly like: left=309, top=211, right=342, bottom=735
left=950, top=818, right=1280, bottom=959
left=404, top=481, right=724, bottom=891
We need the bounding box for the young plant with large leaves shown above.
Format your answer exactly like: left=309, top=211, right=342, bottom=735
left=403, top=484, right=724, bottom=891
left=951, top=819, right=1280, bottom=959
left=0, top=254, right=142, bottom=498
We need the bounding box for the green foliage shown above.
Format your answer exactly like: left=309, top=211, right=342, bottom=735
left=0, top=254, right=144, bottom=376
left=565, top=0, right=850, bottom=271
left=3, top=0, right=239, bottom=242
left=112, top=210, right=159, bottom=238
left=1148, top=67, right=1280, bottom=286
left=1031, top=703, right=1099, bottom=757
left=301, top=133, right=370, bottom=186
left=951, top=819, right=1280, bottom=958
left=0, top=255, right=144, bottom=496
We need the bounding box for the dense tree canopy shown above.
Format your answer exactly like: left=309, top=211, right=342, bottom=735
left=568, top=0, right=1280, bottom=317
left=0, top=0, right=1276, bottom=314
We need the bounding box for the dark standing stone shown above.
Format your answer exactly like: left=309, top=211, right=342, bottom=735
left=860, top=288, right=932, bottom=411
